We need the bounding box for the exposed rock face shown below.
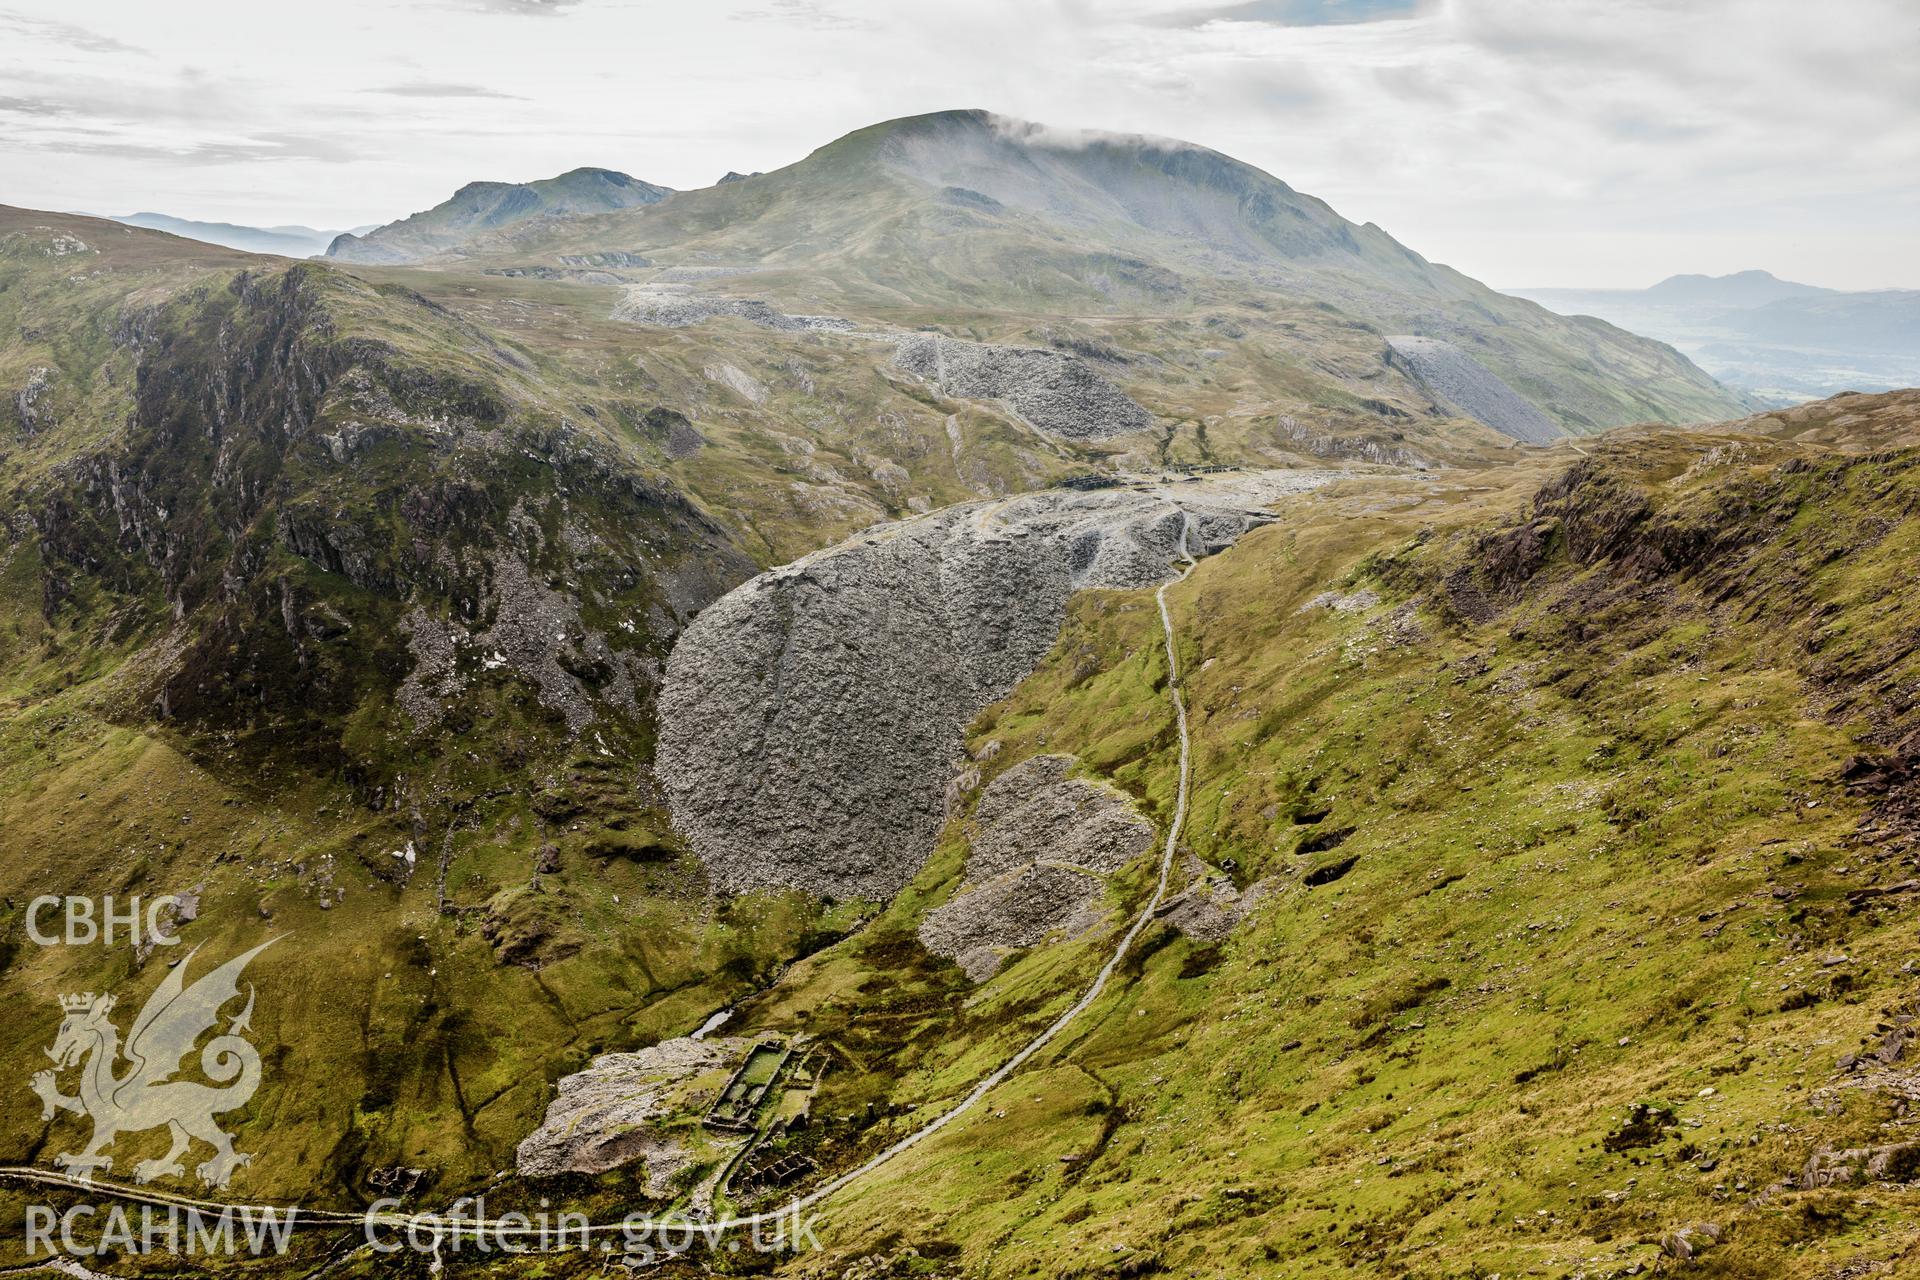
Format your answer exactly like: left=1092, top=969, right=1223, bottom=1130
left=28, top=262, right=751, bottom=802
left=658, top=473, right=1334, bottom=899
left=1155, top=854, right=1276, bottom=942
left=1385, top=336, right=1563, bottom=445
left=516, top=1036, right=737, bottom=1192
left=892, top=333, right=1154, bottom=441
left=704, top=362, right=769, bottom=405
left=14, top=366, right=53, bottom=437
left=920, top=755, right=1155, bottom=980
left=396, top=540, right=653, bottom=735
left=1800, top=1141, right=1920, bottom=1189
left=641, top=406, right=707, bottom=459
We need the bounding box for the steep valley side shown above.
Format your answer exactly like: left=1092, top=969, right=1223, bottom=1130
left=655, top=397, right=1920, bottom=1277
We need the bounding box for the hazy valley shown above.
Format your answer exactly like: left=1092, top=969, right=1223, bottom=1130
left=1511, top=271, right=1920, bottom=406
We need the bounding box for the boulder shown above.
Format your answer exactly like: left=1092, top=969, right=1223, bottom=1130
left=516, top=1036, right=739, bottom=1193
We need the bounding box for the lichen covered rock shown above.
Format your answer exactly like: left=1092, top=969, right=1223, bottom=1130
left=516, top=1036, right=739, bottom=1193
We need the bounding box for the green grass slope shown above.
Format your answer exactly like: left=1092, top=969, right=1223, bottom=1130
left=712, top=395, right=1920, bottom=1277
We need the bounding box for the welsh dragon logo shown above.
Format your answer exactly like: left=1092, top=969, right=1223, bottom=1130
left=30, top=939, right=276, bottom=1188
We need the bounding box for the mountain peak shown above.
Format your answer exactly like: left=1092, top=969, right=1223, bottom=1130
left=329, top=166, right=672, bottom=265
left=838, top=107, right=1364, bottom=264
left=1645, top=269, right=1830, bottom=304
left=865, top=107, right=1197, bottom=159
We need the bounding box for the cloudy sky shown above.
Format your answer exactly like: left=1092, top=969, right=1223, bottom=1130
left=2, top=0, right=1915, bottom=288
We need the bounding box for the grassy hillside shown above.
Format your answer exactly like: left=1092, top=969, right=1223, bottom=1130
left=704, top=396, right=1920, bottom=1277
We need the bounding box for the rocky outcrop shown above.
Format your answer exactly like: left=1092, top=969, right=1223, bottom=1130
left=1155, top=855, right=1276, bottom=941
left=892, top=333, right=1154, bottom=441
left=30, top=262, right=752, bottom=799
left=657, top=472, right=1334, bottom=900
left=920, top=755, right=1154, bottom=980
left=396, top=541, right=653, bottom=735
left=516, top=1036, right=737, bottom=1193
left=1800, top=1141, right=1920, bottom=1188
left=1386, top=336, right=1563, bottom=445
left=640, top=406, right=707, bottom=459
left=13, top=366, right=53, bottom=437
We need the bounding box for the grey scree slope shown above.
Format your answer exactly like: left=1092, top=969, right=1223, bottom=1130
left=919, top=754, right=1156, bottom=981
left=613, top=284, right=856, bottom=332
left=892, top=332, right=1155, bottom=441
left=657, top=473, right=1335, bottom=901
left=1385, top=335, right=1564, bottom=445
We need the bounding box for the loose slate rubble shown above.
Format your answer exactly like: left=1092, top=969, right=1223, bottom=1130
left=658, top=477, right=1330, bottom=900
left=516, top=1036, right=738, bottom=1193
left=920, top=755, right=1155, bottom=980
left=892, top=332, right=1155, bottom=441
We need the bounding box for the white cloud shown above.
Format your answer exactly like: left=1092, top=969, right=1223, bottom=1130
left=0, top=0, right=1912, bottom=288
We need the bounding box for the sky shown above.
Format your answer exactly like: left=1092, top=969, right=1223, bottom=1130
left=2, top=0, right=1916, bottom=289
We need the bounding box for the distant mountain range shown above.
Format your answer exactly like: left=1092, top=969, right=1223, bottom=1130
left=325, top=167, right=672, bottom=264
left=1510, top=270, right=1920, bottom=404
left=403, top=107, right=1744, bottom=435
left=109, top=212, right=375, bottom=257
left=1638, top=268, right=1830, bottom=307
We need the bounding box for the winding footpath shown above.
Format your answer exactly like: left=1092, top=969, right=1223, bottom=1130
left=0, top=509, right=1205, bottom=1251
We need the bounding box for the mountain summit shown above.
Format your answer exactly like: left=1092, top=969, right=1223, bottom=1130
left=327, top=166, right=672, bottom=264
left=1642, top=268, right=1832, bottom=307
left=469, top=108, right=1745, bottom=433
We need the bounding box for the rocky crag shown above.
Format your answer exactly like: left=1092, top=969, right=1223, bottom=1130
left=656, top=472, right=1334, bottom=900
left=11, top=242, right=750, bottom=801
